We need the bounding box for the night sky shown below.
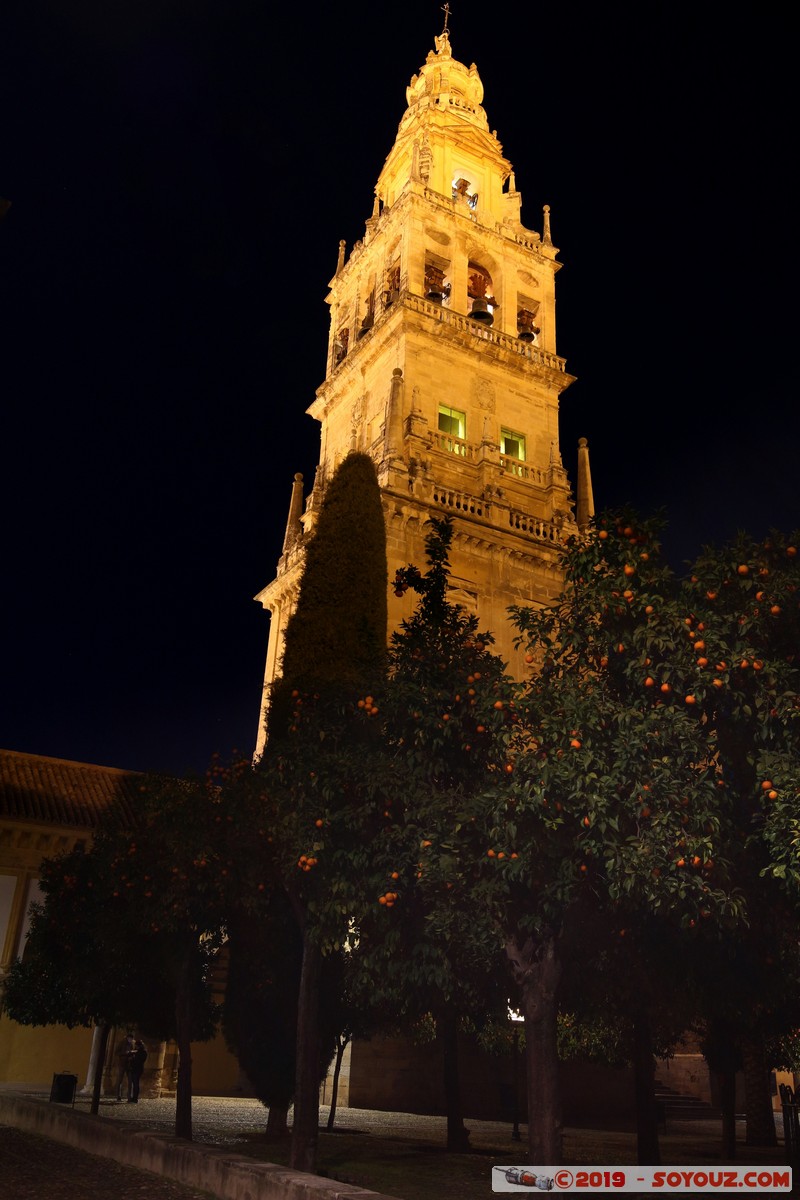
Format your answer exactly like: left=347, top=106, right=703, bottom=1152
left=2, top=1, right=796, bottom=777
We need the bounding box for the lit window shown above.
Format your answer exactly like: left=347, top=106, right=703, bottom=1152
left=438, top=405, right=466, bottom=440
left=501, top=430, right=526, bottom=461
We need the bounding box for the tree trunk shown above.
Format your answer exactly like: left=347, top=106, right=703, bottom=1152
left=440, top=1011, right=470, bottom=1151
left=267, top=1103, right=289, bottom=1136
left=742, top=1032, right=777, bottom=1147
left=326, top=1032, right=350, bottom=1131
left=507, top=932, right=563, bottom=1165
left=632, top=1011, right=660, bottom=1165
left=718, top=1070, right=737, bottom=1159
left=90, top=1023, right=111, bottom=1115
left=174, top=969, right=194, bottom=1141
left=290, top=934, right=322, bottom=1172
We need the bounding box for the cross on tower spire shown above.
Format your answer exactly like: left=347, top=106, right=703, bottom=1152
left=440, top=3, right=451, bottom=35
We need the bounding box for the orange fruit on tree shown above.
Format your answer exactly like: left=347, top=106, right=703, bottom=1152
left=660, top=682, right=671, bottom=694
left=737, top=564, right=749, bottom=576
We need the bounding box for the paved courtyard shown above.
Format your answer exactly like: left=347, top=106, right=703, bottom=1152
left=1, top=1089, right=794, bottom=1200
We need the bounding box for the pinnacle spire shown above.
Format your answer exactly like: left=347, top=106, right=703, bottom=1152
left=575, top=438, right=595, bottom=531
left=281, top=473, right=305, bottom=554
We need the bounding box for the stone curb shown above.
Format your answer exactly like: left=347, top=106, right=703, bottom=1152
left=0, top=1094, right=404, bottom=1200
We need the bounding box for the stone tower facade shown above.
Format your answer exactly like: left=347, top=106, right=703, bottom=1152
left=254, top=26, right=592, bottom=757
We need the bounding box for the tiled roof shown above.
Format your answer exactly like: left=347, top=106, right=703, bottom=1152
left=0, top=749, right=142, bottom=830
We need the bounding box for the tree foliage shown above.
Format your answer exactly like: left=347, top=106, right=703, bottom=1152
left=268, top=451, right=388, bottom=741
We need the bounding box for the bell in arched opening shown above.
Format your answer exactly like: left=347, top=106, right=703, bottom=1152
left=468, top=267, right=496, bottom=325
left=517, top=307, right=540, bottom=342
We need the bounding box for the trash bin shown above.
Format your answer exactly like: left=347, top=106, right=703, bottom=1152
left=49, top=1072, right=77, bottom=1105
left=779, top=1083, right=800, bottom=1168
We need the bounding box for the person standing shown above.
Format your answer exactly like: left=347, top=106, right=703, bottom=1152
left=128, top=1038, right=148, bottom=1103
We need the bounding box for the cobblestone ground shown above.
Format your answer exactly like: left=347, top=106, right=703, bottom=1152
left=0, top=1125, right=217, bottom=1200
left=1, top=1093, right=792, bottom=1199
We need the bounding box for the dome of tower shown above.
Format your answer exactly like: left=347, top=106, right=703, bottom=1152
left=401, top=31, right=489, bottom=135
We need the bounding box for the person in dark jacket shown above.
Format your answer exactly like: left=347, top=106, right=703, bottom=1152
left=128, top=1039, right=148, bottom=1103
left=115, top=1033, right=135, bottom=1101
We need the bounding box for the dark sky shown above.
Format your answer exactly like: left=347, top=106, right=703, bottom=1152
left=2, top=1, right=796, bottom=776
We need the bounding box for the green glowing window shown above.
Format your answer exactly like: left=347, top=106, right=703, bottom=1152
left=438, top=405, right=466, bottom=440
left=501, top=429, right=526, bottom=461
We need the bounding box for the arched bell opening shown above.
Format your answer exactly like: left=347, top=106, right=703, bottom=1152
left=468, top=262, right=497, bottom=325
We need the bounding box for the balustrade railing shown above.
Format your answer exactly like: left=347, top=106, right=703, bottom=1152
left=430, top=485, right=565, bottom=547
left=499, top=457, right=548, bottom=487
left=404, top=293, right=567, bottom=373
left=436, top=433, right=472, bottom=458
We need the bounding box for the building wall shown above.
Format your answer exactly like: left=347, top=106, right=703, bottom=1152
left=349, top=1034, right=636, bottom=1123
left=0, top=1011, right=94, bottom=1086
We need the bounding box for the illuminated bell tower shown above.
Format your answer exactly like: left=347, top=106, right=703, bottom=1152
left=254, top=25, right=591, bottom=757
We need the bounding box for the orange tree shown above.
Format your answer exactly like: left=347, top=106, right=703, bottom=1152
left=673, top=528, right=800, bottom=1145
left=4, top=765, right=254, bottom=1139
left=351, top=516, right=517, bottom=1151
left=406, top=511, right=744, bottom=1166
left=1, top=840, right=177, bottom=1115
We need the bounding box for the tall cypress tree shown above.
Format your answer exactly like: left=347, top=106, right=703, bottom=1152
left=268, top=451, right=387, bottom=741
left=259, top=451, right=388, bottom=1172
